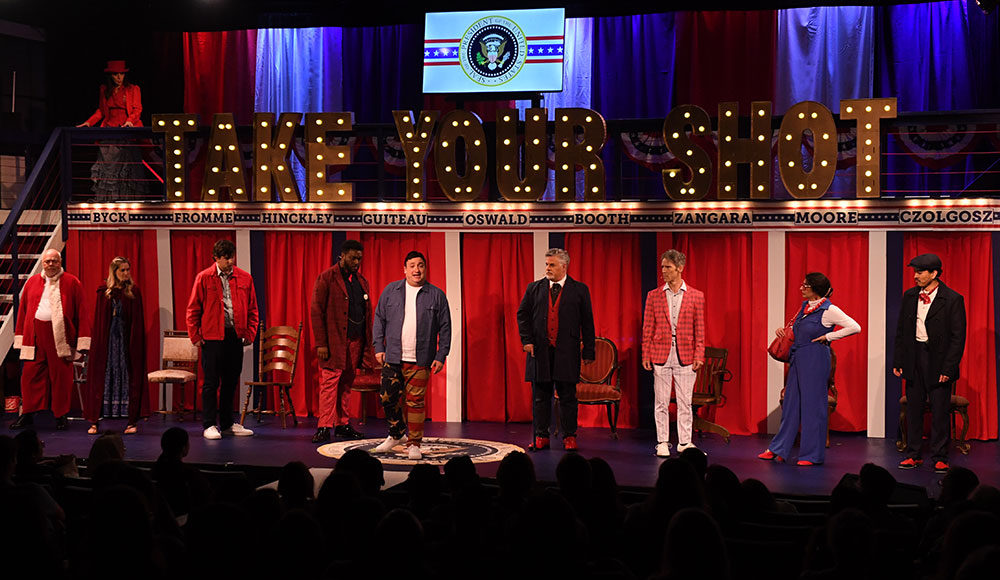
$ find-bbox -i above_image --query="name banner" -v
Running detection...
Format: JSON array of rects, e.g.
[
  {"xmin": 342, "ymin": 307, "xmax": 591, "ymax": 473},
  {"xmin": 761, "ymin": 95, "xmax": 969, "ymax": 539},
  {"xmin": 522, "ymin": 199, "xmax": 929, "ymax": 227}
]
[{"xmin": 70, "ymin": 200, "xmax": 1000, "ymax": 231}]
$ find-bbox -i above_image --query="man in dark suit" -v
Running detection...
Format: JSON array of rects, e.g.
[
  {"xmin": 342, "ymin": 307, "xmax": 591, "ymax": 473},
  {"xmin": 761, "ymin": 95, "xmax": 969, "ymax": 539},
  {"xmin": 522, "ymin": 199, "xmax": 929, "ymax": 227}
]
[
  {"xmin": 893, "ymin": 253, "xmax": 966, "ymax": 473},
  {"xmin": 517, "ymin": 248, "xmax": 596, "ymax": 451}
]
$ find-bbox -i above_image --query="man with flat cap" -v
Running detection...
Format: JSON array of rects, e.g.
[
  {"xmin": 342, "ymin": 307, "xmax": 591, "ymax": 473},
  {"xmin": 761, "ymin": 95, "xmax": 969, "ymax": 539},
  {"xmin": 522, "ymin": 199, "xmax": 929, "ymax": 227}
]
[{"xmin": 893, "ymin": 253, "xmax": 966, "ymax": 473}]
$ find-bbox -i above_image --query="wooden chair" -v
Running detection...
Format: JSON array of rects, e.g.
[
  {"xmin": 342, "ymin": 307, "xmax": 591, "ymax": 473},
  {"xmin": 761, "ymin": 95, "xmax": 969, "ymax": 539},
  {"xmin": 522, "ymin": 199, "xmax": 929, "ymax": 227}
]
[
  {"xmin": 351, "ymin": 369, "xmax": 382, "ymax": 425},
  {"xmin": 241, "ymin": 323, "xmax": 302, "ymax": 429},
  {"xmin": 895, "ymin": 381, "xmax": 971, "ymax": 455},
  {"xmin": 779, "ymin": 349, "xmax": 838, "ymax": 447},
  {"xmin": 556, "ymin": 337, "xmax": 623, "ymax": 439},
  {"xmin": 688, "ymin": 346, "xmax": 733, "ymax": 443},
  {"xmin": 147, "ymin": 330, "xmax": 200, "ymax": 421}
]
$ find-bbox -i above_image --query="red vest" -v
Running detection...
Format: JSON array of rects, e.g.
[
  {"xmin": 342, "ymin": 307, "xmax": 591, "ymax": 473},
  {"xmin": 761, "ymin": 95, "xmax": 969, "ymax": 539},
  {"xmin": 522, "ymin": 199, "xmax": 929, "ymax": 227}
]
[{"xmin": 547, "ymin": 286, "xmax": 562, "ymax": 347}]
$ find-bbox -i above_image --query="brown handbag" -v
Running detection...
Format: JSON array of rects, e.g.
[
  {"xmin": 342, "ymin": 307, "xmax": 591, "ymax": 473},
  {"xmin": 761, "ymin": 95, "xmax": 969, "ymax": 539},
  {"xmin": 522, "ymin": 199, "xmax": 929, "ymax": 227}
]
[{"xmin": 767, "ymin": 314, "xmax": 797, "ymax": 363}]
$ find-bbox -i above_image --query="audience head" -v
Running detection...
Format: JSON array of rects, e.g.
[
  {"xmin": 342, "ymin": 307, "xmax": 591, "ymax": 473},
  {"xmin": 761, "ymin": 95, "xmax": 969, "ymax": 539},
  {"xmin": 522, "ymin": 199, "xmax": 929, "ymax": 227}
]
[
  {"xmin": 444, "ymin": 455, "xmax": 480, "ymax": 495},
  {"xmin": 334, "ymin": 448, "xmax": 384, "ymax": 496},
  {"xmin": 278, "ymin": 461, "xmax": 314, "ymax": 508},
  {"xmin": 941, "ymin": 466, "xmax": 981, "ymax": 506},
  {"xmin": 588, "ymin": 457, "xmax": 618, "ymax": 495},
  {"xmin": 556, "ymin": 452, "xmax": 593, "ymax": 497},
  {"xmin": 497, "ymin": 451, "xmax": 536, "ymax": 501},
  {"xmin": 661, "ymin": 508, "xmax": 730, "ymax": 580},
  {"xmin": 13, "ymin": 429, "xmax": 43, "ymax": 466},
  {"xmin": 679, "ymin": 447, "xmax": 708, "ymax": 478},
  {"xmin": 88, "ymin": 431, "xmax": 125, "ymax": 472},
  {"xmin": 858, "ymin": 462, "xmax": 896, "ymax": 507},
  {"xmin": 940, "ymin": 511, "xmax": 1000, "ymax": 580},
  {"xmin": 654, "ymin": 458, "xmax": 707, "ymax": 514},
  {"xmin": 739, "ymin": 478, "xmax": 778, "ymax": 515},
  {"xmin": 160, "ymin": 426, "xmax": 189, "ymax": 459}
]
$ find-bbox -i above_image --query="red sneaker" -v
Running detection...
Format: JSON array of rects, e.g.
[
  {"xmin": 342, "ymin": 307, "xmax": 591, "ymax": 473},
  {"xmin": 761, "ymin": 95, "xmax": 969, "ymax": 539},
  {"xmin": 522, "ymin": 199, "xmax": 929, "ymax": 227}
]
[
  {"xmin": 898, "ymin": 458, "xmax": 923, "ymax": 469},
  {"xmin": 934, "ymin": 461, "xmax": 950, "ymax": 473},
  {"xmin": 563, "ymin": 436, "xmax": 578, "ymax": 451},
  {"xmin": 796, "ymin": 460, "xmax": 816, "ymax": 466},
  {"xmin": 529, "ymin": 436, "xmax": 550, "ymax": 451},
  {"xmin": 758, "ymin": 450, "xmax": 784, "ymax": 462}
]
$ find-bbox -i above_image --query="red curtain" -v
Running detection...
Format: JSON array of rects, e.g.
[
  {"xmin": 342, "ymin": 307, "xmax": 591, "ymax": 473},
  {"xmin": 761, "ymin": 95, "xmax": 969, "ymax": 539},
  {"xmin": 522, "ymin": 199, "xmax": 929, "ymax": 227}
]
[
  {"xmin": 785, "ymin": 233, "xmax": 870, "ymax": 432},
  {"xmin": 169, "ymin": 230, "xmax": 237, "ymax": 410},
  {"xmin": 564, "ymin": 233, "xmax": 643, "ymax": 429},
  {"xmin": 902, "ymin": 233, "xmax": 997, "ymax": 440},
  {"xmin": 461, "ymin": 234, "xmax": 535, "ymax": 422},
  {"xmin": 674, "ymin": 11, "xmax": 777, "ymax": 113},
  {"xmin": 359, "ymin": 232, "xmax": 448, "ymax": 421},
  {"xmin": 65, "ymin": 229, "xmax": 161, "ymax": 415},
  {"xmin": 656, "ymin": 232, "xmax": 770, "ymax": 435},
  {"xmin": 183, "ymin": 31, "xmax": 258, "ymax": 125},
  {"xmin": 262, "ymin": 232, "xmax": 333, "ymax": 417}
]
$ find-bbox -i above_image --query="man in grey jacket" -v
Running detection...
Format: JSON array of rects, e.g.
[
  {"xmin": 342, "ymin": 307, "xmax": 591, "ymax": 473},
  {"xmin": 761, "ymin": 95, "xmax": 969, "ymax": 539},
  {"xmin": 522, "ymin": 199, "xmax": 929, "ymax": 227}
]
[{"xmin": 372, "ymin": 251, "xmax": 451, "ymax": 460}]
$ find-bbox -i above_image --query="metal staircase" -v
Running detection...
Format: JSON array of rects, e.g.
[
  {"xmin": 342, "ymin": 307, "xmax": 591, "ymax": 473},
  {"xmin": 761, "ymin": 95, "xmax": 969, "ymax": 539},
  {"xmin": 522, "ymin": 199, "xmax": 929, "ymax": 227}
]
[{"xmin": 0, "ymin": 128, "xmax": 68, "ymax": 363}]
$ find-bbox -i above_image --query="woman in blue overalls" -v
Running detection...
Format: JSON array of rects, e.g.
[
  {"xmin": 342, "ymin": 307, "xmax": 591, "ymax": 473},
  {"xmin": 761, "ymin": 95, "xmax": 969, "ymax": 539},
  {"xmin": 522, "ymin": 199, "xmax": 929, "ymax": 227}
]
[{"xmin": 758, "ymin": 272, "xmax": 861, "ymax": 465}]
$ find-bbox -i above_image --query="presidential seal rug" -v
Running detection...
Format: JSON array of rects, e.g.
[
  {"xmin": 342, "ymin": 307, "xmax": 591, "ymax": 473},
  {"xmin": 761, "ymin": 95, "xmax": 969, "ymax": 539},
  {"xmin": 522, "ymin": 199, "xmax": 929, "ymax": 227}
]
[{"xmin": 317, "ymin": 437, "xmax": 524, "ymax": 465}]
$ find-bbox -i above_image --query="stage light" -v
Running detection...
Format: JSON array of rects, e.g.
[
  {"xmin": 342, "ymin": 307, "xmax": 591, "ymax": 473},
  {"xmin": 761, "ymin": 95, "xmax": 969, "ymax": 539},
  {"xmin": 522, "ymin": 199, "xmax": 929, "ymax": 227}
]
[
  {"xmin": 452, "ymin": 120, "xmax": 459, "ymax": 127},
  {"xmin": 316, "ymin": 189, "xmax": 323, "ymax": 195},
  {"xmin": 315, "ymin": 118, "xmax": 323, "ymax": 125},
  {"xmin": 683, "ymin": 112, "xmax": 690, "ymax": 119},
  {"xmin": 402, "ymin": 116, "xmax": 410, "ymax": 123},
  {"xmin": 441, "ymin": 141, "xmax": 449, "ymax": 147}
]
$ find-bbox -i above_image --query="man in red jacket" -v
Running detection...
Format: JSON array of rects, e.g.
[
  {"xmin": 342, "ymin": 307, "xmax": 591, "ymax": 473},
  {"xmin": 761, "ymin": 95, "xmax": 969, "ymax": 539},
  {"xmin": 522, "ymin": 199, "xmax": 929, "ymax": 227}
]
[
  {"xmin": 309, "ymin": 239, "xmax": 375, "ymax": 443},
  {"xmin": 11, "ymin": 249, "xmax": 91, "ymax": 431},
  {"xmin": 642, "ymin": 249, "xmax": 706, "ymax": 458},
  {"xmin": 186, "ymin": 239, "xmax": 259, "ymax": 440}
]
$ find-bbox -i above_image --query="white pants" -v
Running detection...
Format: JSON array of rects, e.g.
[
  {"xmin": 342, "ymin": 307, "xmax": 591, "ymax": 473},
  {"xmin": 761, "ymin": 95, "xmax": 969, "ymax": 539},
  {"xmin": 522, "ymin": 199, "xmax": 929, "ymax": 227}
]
[{"xmin": 652, "ymin": 351, "xmax": 696, "ymax": 445}]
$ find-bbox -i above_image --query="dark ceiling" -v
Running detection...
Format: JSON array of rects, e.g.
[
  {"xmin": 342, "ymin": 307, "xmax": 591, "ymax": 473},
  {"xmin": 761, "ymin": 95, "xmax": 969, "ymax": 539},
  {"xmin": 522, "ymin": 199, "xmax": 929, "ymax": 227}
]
[{"xmin": 3, "ymin": 0, "xmax": 944, "ymax": 30}]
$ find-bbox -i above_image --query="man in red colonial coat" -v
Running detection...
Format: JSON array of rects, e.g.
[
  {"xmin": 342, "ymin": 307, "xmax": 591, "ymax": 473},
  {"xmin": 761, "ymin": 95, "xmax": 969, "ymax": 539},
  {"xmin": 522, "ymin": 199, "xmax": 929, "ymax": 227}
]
[{"xmin": 11, "ymin": 248, "xmax": 91, "ymax": 431}]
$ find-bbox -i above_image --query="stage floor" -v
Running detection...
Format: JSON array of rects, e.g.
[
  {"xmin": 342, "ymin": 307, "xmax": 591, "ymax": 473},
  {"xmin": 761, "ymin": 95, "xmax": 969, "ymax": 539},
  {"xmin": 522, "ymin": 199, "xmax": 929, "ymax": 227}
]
[{"xmin": 11, "ymin": 413, "xmax": 999, "ymax": 498}]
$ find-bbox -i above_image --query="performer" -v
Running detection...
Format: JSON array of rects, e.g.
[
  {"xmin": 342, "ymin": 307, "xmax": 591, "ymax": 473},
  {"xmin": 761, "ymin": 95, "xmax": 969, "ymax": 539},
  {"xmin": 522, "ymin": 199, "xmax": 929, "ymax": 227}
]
[
  {"xmin": 641, "ymin": 250, "xmax": 706, "ymax": 457},
  {"xmin": 84, "ymin": 257, "xmax": 146, "ymax": 435},
  {"xmin": 76, "ymin": 60, "xmax": 147, "ymax": 201},
  {"xmin": 11, "ymin": 249, "xmax": 91, "ymax": 431},
  {"xmin": 759, "ymin": 272, "xmax": 860, "ymax": 466},
  {"xmin": 893, "ymin": 253, "xmax": 966, "ymax": 473},
  {"xmin": 516, "ymin": 248, "xmax": 596, "ymax": 452},
  {"xmin": 309, "ymin": 239, "xmax": 375, "ymax": 443},
  {"xmin": 371, "ymin": 251, "xmax": 451, "ymax": 460},
  {"xmin": 186, "ymin": 239, "xmax": 259, "ymax": 440}
]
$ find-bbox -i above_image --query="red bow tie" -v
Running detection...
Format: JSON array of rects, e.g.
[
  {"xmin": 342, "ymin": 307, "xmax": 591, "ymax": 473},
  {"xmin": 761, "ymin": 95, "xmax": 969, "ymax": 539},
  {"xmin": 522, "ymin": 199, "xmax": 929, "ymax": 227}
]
[{"xmin": 918, "ymin": 292, "xmax": 931, "ymax": 304}]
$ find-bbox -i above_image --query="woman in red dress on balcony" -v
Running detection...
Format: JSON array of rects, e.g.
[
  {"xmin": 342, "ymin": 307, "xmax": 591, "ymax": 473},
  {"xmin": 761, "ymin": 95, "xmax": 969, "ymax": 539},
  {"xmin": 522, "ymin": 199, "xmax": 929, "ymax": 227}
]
[{"xmin": 77, "ymin": 60, "xmax": 147, "ymax": 200}]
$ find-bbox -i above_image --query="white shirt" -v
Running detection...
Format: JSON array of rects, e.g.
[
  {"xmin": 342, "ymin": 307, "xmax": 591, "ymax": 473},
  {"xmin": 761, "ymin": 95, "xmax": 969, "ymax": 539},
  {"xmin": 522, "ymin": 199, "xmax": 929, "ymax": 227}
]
[
  {"xmin": 34, "ymin": 272, "xmax": 61, "ymax": 321},
  {"xmin": 805, "ymin": 299, "xmax": 862, "ymax": 341},
  {"xmin": 915, "ymin": 285, "xmax": 938, "ymax": 342},
  {"xmin": 662, "ymin": 280, "xmax": 687, "ymax": 333},
  {"xmin": 548, "ymin": 275, "xmax": 567, "ymax": 291},
  {"xmin": 400, "ymin": 282, "xmax": 420, "ymax": 362}
]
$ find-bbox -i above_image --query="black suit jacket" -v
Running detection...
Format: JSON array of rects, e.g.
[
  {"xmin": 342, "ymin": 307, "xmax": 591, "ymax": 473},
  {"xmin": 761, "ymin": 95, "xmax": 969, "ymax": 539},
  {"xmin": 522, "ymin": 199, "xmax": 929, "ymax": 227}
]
[
  {"xmin": 893, "ymin": 281, "xmax": 966, "ymax": 382},
  {"xmin": 517, "ymin": 276, "xmax": 596, "ymax": 383}
]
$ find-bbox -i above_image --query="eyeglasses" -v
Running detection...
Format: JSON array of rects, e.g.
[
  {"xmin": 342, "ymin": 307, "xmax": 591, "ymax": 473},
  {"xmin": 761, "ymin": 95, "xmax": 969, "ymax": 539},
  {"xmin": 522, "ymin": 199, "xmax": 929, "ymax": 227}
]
[{"xmin": 800, "ymin": 282, "xmax": 811, "ymax": 288}]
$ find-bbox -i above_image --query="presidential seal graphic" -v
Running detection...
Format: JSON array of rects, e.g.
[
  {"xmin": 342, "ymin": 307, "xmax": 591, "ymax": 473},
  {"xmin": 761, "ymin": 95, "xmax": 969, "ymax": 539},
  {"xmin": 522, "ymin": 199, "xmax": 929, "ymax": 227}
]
[
  {"xmin": 459, "ymin": 16, "xmax": 527, "ymax": 87},
  {"xmin": 318, "ymin": 437, "xmax": 524, "ymax": 465}
]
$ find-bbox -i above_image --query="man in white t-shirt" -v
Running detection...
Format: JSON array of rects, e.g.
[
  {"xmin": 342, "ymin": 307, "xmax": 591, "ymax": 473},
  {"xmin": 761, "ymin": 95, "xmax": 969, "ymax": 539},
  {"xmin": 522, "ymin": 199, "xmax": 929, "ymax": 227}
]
[{"xmin": 371, "ymin": 251, "xmax": 451, "ymax": 460}]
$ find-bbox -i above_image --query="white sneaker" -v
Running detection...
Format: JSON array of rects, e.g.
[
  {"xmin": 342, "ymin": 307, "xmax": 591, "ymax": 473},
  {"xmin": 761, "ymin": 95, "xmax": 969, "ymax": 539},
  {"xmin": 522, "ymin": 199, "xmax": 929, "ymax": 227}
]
[
  {"xmin": 407, "ymin": 445, "xmax": 422, "ymax": 460},
  {"xmin": 203, "ymin": 426, "xmax": 222, "ymax": 440},
  {"xmin": 677, "ymin": 442, "xmax": 703, "ymax": 454},
  {"xmin": 655, "ymin": 442, "xmax": 671, "ymax": 457},
  {"xmin": 373, "ymin": 435, "xmax": 407, "ymax": 453},
  {"xmin": 223, "ymin": 423, "xmax": 254, "ymax": 437}
]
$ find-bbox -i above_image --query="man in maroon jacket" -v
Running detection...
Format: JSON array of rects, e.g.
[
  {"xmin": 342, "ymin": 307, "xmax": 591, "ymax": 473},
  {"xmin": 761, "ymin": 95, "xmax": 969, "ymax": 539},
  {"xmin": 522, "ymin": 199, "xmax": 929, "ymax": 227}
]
[
  {"xmin": 309, "ymin": 239, "xmax": 375, "ymax": 443},
  {"xmin": 186, "ymin": 239, "xmax": 259, "ymax": 440}
]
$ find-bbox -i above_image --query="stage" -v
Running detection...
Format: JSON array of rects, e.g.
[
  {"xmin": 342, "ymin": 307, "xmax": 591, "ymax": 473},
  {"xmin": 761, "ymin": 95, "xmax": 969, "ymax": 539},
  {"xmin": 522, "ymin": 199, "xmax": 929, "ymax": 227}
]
[{"xmin": 12, "ymin": 413, "xmax": 999, "ymax": 498}]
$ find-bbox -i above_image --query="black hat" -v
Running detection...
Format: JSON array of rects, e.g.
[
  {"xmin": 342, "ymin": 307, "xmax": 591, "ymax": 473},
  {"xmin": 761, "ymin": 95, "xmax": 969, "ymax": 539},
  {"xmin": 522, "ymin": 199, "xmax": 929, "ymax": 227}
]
[{"xmin": 908, "ymin": 253, "xmax": 942, "ymax": 271}]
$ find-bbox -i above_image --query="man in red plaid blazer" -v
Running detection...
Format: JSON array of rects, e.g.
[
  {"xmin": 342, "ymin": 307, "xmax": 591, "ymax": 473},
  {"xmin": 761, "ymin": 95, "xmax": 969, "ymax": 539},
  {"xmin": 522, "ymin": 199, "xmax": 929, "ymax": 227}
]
[{"xmin": 642, "ymin": 249, "xmax": 705, "ymax": 457}]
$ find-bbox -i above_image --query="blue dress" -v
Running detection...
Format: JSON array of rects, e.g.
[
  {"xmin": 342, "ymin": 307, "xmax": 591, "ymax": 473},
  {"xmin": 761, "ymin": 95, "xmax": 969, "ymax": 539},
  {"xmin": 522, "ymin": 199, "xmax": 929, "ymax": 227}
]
[{"xmin": 768, "ymin": 300, "xmax": 833, "ymax": 464}]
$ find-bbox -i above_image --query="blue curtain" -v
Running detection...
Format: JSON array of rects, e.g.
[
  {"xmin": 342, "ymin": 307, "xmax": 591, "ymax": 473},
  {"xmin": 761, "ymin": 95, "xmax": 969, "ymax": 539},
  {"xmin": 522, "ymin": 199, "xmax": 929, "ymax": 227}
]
[
  {"xmin": 342, "ymin": 24, "xmax": 423, "ymax": 123},
  {"xmin": 592, "ymin": 13, "xmax": 677, "ymax": 118},
  {"xmin": 776, "ymin": 6, "xmax": 874, "ymax": 114},
  {"xmin": 255, "ymin": 27, "xmax": 343, "ymax": 198},
  {"xmin": 592, "ymin": 13, "xmax": 677, "ymax": 200},
  {"xmin": 876, "ymin": 1, "xmax": 1000, "ymax": 197}
]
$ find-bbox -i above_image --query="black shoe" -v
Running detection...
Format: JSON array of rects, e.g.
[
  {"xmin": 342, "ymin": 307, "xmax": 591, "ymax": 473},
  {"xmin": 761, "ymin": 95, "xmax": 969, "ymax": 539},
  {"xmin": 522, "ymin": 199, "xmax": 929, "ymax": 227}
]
[
  {"xmin": 334, "ymin": 424, "xmax": 364, "ymax": 440},
  {"xmin": 311, "ymin": 427, "xmax": 331, "ymax": 444},
  {"xmin": 9, "ymin": 413, "xmax": 33, "ymax": 430},
  {"xmin": 55, "ymin": 415, "xmax": 68, "ymax": 430}
]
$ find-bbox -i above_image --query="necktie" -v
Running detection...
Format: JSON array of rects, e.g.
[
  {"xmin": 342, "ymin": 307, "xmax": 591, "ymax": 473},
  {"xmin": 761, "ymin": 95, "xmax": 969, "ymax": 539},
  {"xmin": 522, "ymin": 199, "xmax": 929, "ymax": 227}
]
[
  {"xmin": 919, "ymin": 292, "xmax": 930, "ymax": 304},
  {"xmin": 550, "ymin": 283, "xmax": 561, "ymax": 305}
]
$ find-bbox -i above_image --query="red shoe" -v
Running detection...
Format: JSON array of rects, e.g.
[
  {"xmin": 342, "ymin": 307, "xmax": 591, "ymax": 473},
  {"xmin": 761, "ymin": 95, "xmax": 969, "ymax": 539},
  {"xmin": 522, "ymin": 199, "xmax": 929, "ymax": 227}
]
[
  {"xmin": 796, "ymin": 460, "xmax": 817, "ymax": 466},
  {"xmin": 528, "ymin": 436, "xmax": 550, "ymax": 451},
  {"xmin": 563, "ymin": 436, "xmax": 578, "ymax": 451},
  {"xmin": 758, "ymin": 450, "xmax": 784, "ymax": 462},
  {"xmin": 934, "ymin": 461, "xmax": 950, "ymax": 474},
  {"xmin": 898, "ymin": 458, "xmax": 923, "ymax": 469}
]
